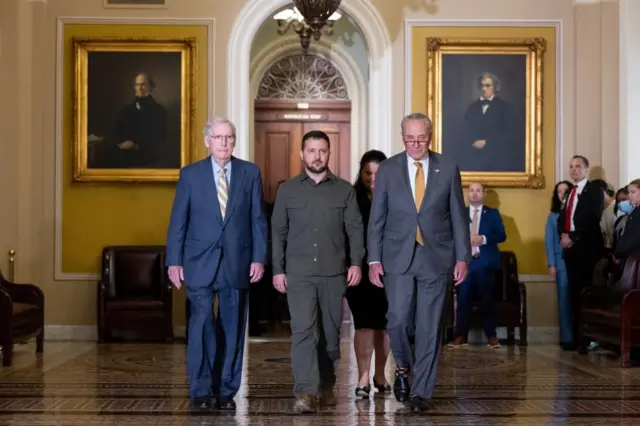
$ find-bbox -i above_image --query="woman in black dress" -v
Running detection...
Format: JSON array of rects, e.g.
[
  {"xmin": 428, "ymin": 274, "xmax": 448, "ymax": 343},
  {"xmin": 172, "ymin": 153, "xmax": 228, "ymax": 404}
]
[{"xmin": 346, "ymin": 150, "xmax": 391, "ymax": 398}]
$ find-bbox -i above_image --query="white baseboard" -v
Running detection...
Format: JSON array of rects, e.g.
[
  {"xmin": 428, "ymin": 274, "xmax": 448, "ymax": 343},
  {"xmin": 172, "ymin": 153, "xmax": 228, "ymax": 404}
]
[{"xmin": 44, "ymin": 325, "xmax": 558, "ymax": 344}]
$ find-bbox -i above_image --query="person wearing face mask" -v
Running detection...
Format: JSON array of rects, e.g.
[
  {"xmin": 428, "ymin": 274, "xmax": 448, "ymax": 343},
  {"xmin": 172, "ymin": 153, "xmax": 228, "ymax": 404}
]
[
  {"xmin": 612, "ymin": 179, "xmax": 640, "ymax": 282},
  {"xmin": 613, "ymin": 186, "xmax": 631, "ymax": 248}
]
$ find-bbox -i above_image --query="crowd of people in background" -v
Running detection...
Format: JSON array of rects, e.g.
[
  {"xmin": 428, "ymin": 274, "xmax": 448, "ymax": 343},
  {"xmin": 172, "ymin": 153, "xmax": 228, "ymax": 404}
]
[{"xmin": 545, "ymin": 155, "xmax": 640, "ymax": 351}]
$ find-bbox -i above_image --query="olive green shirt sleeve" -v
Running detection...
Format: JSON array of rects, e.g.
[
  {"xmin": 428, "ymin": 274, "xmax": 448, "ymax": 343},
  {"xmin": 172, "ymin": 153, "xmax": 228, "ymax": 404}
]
[
  {"xmin": 344, "ymin": 186, "xmax": 365, "ymax": 266},
  {"xmin": 270, "ymin": 185, "xmax": 288, "ymax": 275}
]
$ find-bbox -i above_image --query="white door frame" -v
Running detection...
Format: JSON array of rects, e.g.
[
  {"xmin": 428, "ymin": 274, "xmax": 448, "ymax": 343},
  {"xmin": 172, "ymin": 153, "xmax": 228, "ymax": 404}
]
[
  {"xmin": 227, "ymin": 0, "xmax": 393, "ymax": 162},
  {"xmin": 250, "ymin": 36, "xmax": 367, "ymax": 180}
]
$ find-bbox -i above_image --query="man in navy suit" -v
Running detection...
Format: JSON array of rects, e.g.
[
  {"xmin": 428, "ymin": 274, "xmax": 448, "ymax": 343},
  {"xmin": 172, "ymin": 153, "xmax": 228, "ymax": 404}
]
[
  {"xmin": 447, "ymin": 182, "xmax": 506, "ymax": 349},
  {"xmin": 166, "ymin": 117, "xmax": 268, "ymax": 411}
]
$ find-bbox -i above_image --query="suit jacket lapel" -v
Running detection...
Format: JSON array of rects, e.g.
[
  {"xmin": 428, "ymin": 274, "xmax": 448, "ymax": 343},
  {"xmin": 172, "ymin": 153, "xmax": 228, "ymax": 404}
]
[
  {"xmin": 399, "ymin": 155, "xmax": 415, "ymax": 209},
  {"xmin": 479, "ymin": 206, "xmax": 488, "ymax": 234},
  {"xmin": 201, "ymin": 158, "xmax": 223, "ymax": 224},
  {"xmin": 224, "ymin": 157, "xmax": 246, "ymax": 225},
  {"xmin": 420, "ymin": 151, "xmax": 438, "ymax": 212},
  {"xmin": 575, "ymin": 182, "xmax": 589, "ymax": 217}
]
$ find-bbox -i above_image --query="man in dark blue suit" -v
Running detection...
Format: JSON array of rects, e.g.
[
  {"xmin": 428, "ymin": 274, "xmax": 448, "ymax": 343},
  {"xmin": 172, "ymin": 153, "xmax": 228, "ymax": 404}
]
[
  {"xmin": 166, "ymin": 117, "xmax": 268, "ymax": 411},
  {"xmin": 447, "ymin": 182, "xmax": 506, "ymax": 349}
]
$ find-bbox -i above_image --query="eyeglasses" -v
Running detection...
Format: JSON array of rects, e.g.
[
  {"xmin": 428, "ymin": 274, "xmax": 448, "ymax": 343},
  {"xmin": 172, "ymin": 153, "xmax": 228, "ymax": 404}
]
[
  {"xmin": 209, "ymin": 135, "xmax": 236, "ymax": 142},
  {"xmin": 404, "ymin": 137, "xmax": 429, "ymax": 146}
]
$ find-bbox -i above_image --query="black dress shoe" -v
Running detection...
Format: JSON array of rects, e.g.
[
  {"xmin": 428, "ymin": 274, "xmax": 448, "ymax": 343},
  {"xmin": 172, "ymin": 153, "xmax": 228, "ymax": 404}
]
[
  {"xmin": 393, "ymin": 370, "xmax": 411, "ymax": 402},
  {"xmin": 190, "ymin": 397, "xmax": 211, "ymax": 411},
  {"xmin": 373, "ymin": 379, "xmax": 391, "ymax": 393},
  {"xmin": 355, "ymin": 385, "xmax": 371, "ymax": 399},
  {"xmin": 410, "ymin": 396, "xmax": 429, "ymax": 413},
  {"xmin": 216, "ymin": 397, "xmax": 236, "ymax": 410}
]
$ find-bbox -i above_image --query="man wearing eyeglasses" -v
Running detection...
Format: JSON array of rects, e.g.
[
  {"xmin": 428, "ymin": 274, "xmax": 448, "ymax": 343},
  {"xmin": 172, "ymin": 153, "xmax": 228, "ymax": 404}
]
[
  {"xmin": 166, "ymin": 117, "xmax": 268, "ymax": 412},
  {"xmin": 367, "ymin": 112, "xmax": 470, "ymax": 412}
]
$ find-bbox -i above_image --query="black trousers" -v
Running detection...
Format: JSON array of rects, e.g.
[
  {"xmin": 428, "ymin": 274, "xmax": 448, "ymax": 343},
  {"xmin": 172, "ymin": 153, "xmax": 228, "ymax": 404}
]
[{"xmin": 563, "ymin": 247, "xmax": 598, "ymax": 344}]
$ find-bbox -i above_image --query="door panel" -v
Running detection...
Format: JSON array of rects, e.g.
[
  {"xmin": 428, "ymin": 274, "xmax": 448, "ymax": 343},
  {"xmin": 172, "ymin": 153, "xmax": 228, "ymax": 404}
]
[{"xmin": 254, "ymin": 122, "xmax": 302, "ymax": 202}]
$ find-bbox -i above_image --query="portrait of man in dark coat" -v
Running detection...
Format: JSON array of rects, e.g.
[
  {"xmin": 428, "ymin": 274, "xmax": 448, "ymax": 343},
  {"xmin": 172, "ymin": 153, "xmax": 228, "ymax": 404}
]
[
  {"xmin": 460, "ymin": 72, "xmax": 521, "ymax": 172},
  {"xmin": 94, "ymin": 72, "xmax": 169, "ymax": 169},
  {"xmin": 440, "ymin": 55, "xmax": 527, "ymax": 174}
]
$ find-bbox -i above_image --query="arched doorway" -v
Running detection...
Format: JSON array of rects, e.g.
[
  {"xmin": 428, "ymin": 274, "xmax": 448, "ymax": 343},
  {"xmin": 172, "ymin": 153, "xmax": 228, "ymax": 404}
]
[
  {"xmin": 227, "ymin": 0, "xmax": 393, "ymax": 163},
  {"xmin": 254, "ymin": 53, "xmax": 352, "ymax": 202}
]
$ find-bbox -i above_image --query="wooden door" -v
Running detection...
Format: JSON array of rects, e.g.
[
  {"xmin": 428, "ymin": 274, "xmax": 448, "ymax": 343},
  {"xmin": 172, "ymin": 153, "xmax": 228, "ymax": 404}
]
[{"xmin": 254, "ymin": 121, "xmax": 303, "ymax": 202}]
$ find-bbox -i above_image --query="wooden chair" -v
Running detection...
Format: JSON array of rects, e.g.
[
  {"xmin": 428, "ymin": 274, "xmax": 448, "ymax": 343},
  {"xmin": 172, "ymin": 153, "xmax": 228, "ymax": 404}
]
[{"xmin": 0, "ymin": 269, "xmax": 45, "ymax": 366}]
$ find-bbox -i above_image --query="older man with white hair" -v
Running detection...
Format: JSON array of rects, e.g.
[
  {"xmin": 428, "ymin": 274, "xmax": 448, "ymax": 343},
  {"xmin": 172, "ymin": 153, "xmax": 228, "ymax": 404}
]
[{"xmin": 166, "ymin": 117, "xmax": 268, "ymax": 411}]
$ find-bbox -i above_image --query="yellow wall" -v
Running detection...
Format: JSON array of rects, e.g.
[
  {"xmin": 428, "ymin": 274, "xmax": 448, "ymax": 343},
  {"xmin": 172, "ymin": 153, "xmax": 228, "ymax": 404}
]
[
  {"xmin": 61, "ymin": 24, "xmax": 210, "ymax": 273},
  {"xmin": 0, "ymin": 0, "xmax": 622, "ymax": 331},
  {"xmin": 411, "ymin": 26, "xmax": 556, "ymax": 275}
]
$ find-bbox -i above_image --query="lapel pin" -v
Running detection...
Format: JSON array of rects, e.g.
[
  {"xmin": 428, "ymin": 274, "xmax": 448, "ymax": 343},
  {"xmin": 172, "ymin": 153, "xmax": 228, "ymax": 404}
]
[{"xmin": 435, "ymin": 169, "xmax": 440, "ymax": 173}]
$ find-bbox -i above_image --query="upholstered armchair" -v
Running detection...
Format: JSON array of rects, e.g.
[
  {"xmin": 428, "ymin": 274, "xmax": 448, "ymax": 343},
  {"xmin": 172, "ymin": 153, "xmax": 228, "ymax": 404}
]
[
  {"xmin": 443, "ymin": 251, "xmax": 528, "ymax": 346},
  {"xmin": 0, "ymin": 269, "xmax": 45, "ymax": 366},
  {"xmin": 97, "ymin": 246, "xmax": 173, "ymax": 342}
]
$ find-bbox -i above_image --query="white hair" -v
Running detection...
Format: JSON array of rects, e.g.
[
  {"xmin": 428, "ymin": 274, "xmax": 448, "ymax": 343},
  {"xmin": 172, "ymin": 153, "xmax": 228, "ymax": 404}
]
[
  {"xmin": 203, "ymin": 117, "xmax": 236, "ymax": 146},
  {"xmin": 401, "ymin": 112, "xmax": 433, "ymax": 133}
]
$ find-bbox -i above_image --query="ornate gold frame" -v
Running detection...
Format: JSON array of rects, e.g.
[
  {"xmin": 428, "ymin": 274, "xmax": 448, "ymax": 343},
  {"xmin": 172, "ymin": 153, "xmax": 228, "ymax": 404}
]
[
  {"xmin": 426, "ymin": 37, "xmax": 546, "ymax": 188},
  {"xmin": 72, "ymin": 37, "xmax": 196, "ymax": 182},
  {"xmin": 103, "ymin": 0, "xmax": 168, "ymax": 9}
]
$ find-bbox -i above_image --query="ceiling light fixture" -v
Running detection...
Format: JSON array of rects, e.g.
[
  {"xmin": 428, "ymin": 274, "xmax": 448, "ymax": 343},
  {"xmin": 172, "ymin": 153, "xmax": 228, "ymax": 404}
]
[{"xmin": 274, "ymin": 1, "xmax": 342, "ymax": 51}]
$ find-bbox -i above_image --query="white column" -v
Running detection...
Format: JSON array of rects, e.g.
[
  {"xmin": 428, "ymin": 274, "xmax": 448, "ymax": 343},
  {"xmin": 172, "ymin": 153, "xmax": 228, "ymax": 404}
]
[{"xmin": 619, "ymin": 0, "xmax": 640, "ymax": 185}]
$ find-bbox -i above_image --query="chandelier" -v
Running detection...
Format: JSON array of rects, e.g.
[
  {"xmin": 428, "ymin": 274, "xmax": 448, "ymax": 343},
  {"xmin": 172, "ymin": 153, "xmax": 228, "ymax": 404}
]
[{"xmin": 274, "ymin": 1, "xmax": 342, "ymax": 51}]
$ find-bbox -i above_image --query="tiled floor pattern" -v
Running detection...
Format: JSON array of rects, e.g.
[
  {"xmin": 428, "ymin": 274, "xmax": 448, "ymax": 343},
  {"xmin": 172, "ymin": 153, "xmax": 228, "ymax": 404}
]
[{"xmin": 1, "ymin": 338, "xmax": 640, "ymax": 425}]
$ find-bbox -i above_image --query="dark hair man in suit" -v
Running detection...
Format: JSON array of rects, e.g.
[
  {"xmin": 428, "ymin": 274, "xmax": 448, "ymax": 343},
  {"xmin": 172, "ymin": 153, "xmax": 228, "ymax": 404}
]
[
  {"xmin": 557, "ymin": 155, "xmax": 605, "ymax": 351},
  {"xmin": 447, "ymin": 182, "xmax": 506, "ymax": 350}
]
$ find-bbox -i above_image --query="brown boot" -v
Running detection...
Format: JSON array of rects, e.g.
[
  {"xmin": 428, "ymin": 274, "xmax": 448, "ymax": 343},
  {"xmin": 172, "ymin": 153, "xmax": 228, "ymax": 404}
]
[
  {"xmin": 319, "ymin": 389, "xmax": 337, "ymax": 406},
  {"xmin": 293, "ymin": 394, "xmax": 315, "ymax": 413},
  {"xmin": 487, "ymin": 337, "xmax": 501, "ymax": 349},
  {"xmin": 446, "ymin": 335, "xmax": 468, "ymax": 348}
]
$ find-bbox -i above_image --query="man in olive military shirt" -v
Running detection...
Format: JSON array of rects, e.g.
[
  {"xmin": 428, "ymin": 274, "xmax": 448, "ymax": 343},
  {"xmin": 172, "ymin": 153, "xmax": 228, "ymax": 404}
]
[{"xmin": 271, "ymin": 130, "xmax": 364, "ymax": 413}]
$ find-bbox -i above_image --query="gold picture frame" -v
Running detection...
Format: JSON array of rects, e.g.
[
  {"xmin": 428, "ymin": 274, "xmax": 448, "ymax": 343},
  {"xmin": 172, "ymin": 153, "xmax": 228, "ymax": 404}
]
[
  {"xmin": 72, "ymin": 37, "xmax": 196, "ymax": 182},
  {"xmin": 103, "ymin": 0, "xmax": 168, "ymax": 9},
  {"xmin": 426, "ymin": 37, "xmax": 546, "ymax": 188}
]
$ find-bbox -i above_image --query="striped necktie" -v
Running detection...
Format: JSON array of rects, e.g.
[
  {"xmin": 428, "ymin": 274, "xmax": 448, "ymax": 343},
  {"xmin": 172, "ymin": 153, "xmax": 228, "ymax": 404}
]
[{"xmin": 217, "ymin": 168, "xmax": 228, "ymax": 218}]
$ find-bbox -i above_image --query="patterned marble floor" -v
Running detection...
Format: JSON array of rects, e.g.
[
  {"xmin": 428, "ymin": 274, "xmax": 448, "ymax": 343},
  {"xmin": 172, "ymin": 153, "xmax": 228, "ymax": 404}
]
[{"xmin": 1, "ymin": 336, "xmax": 640, "ymax": 425}]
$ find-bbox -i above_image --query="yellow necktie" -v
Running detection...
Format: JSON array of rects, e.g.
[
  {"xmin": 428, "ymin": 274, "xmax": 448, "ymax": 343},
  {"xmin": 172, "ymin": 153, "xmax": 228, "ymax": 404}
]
[
  {"xmin": 414, "ymin": 162, "xmax": 425, "ymax": 245},
  {"xmin": 217, "ymin": 168, "xmax": 228, "ymax": 218}
]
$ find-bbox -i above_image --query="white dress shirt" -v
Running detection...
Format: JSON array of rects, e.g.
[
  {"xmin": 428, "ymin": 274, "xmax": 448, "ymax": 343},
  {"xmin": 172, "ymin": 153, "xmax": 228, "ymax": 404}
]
[
  {"xmin": 480, "ymin": 95, "xmax": 495, "ymax": 114},
  {"xmin": 569, "ymin": 178, "xmax": 587, "ymax": 232}
]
